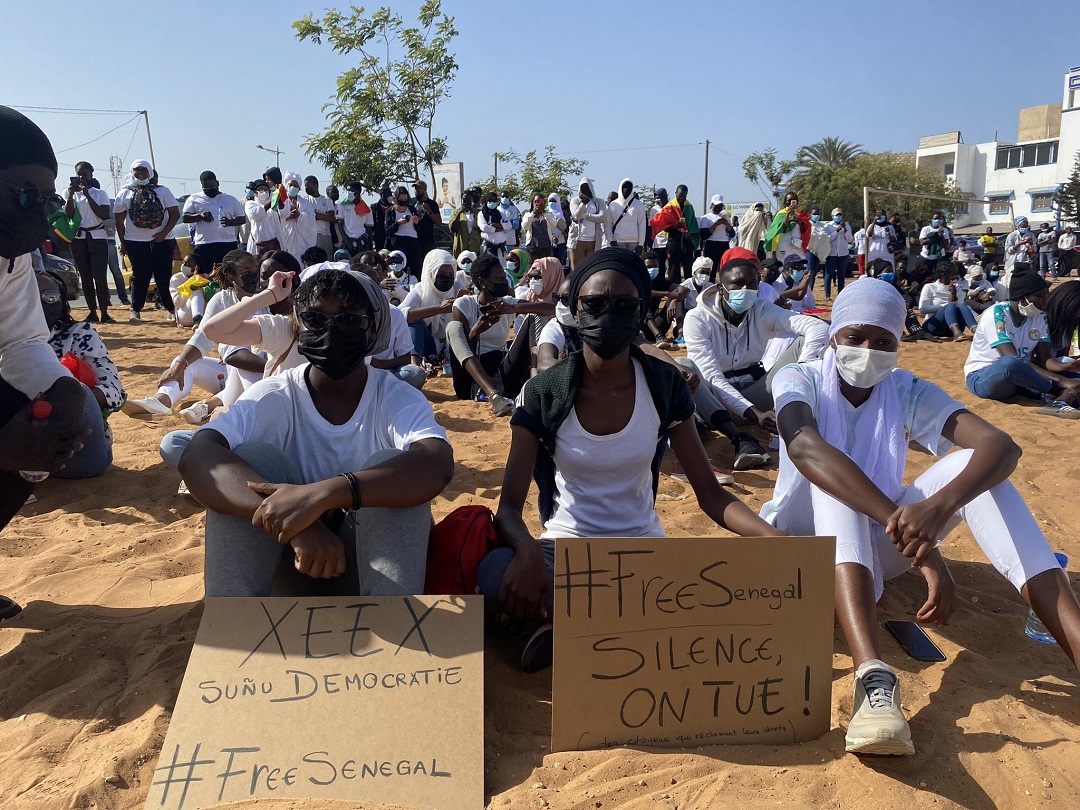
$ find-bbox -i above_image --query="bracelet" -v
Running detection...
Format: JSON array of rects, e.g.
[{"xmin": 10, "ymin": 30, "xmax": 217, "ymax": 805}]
[
  {"xmin": 173, "ymin": 357, "xmax": 189, "ymax": 368},
  {"xmin": 338, "ymin": 471, "xmax": 361, "ymax": 511}
]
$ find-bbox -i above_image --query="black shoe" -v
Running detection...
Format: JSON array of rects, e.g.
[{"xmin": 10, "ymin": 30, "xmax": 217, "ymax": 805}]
[
  {"xmin": 84, "ymin": 312, "xmax": 99, "ymax": 323},
  {"xmin": 732, "ymin": 433, "xmax": 769, "ymax": 470},
  {"xmin": 520, "ymin": 624, "xmax": 553, "ymax": 673},
  {"xmin": 100, "ymin": 314, "xmax": 116, "ymax": 324},
  {"xmin": 0, "ymin": 595, "xmax": 22, "ymax": 622}
]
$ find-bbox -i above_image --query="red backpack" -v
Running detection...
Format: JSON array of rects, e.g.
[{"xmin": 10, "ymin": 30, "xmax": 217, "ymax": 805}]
[{"xmin": 424, "ymin": 505, "xmax": 498, "ymax": 595}]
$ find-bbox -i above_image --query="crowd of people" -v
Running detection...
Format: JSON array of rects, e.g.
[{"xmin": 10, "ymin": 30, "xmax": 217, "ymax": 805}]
[{"xmin": 3, "ymin": 104, "xmax": 1080, "ymax": 766}]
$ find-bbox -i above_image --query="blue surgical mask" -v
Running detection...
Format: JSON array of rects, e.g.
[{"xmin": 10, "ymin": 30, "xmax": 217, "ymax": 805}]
[
  {"xmin": 389, "ymin": 262, "xmax": 405, "ymax": 272},
  {"xmin": 287, "ymin": 186, "xmax": 299, "ymax": 198},
  {"xmin": 648, "ymin": 267, "xmax": 659, "ymax": 279},
  {"xmin": 245, "ymin": 190, "xmax": 254, "ymax": 200},
  {"xmin": 876, "ymin": 217, "xmax": 887, "ymax": 225},
  {"xmin": 932, "ymin": 219, "xmax": 942, "ymax": 227},
  {"xmin": 811, "ymin": 214, "xmax": 820, "ymax": 223},
  {"xmin": 725, "ymin": 287, "xmax": 757, "ymax": 314},
  {"xmin": 833, "ymin": 215, "xmax": 843, "ymax": 223},
  {"xmin": 505, "ymin": 262, "xmax": 516, "ymax": 273},
  {"xmin": 791, "ymin": 270, "xmax": 805, "ymax": 283},
  {"xmin": 881, "ymin": 272, "xmax": 896, "ymax": 284},
  {"xmin": 1019, "ymin": 227, "xmax": 1030, "ymax": 234},
  {"xmin": 486, "ymin": 201, "xmax": 497, "ymax": 210}
]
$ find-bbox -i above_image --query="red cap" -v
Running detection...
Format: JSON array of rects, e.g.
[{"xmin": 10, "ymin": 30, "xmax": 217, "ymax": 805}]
[
  {"xmin": 31, "ymin": 400, "xmax": 53, "ymax": 419},
  {"xmin": 720, "ymin": 246, "xmax": 760, "ymax": 268}
]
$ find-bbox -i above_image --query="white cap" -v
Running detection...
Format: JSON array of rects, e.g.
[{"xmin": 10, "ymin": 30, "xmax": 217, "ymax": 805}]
[{"xmin": 710, "ymin": 194, "xmax": 724, "ymax": 206}]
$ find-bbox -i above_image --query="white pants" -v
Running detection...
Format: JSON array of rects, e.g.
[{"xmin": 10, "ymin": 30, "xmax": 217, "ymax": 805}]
[
  {"xmin": 171, "ymin": 291, "xmax": 206, "ymax": 328},
  {"xmin": 776, "ymin": 449, "xmax": 1061, "ymax": 602}
]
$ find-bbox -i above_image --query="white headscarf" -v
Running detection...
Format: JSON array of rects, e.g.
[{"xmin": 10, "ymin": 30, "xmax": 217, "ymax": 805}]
[
  {"xmin": 283, "ymin": 171, "xmax": 302, "ymax": 187},
  {"xmin": 547, "ymin": 193, "xmax": 565, "ymax": 221},
  {"xmin": 415, "ymin": 249, "xmax": 457, "ymax": 309}
]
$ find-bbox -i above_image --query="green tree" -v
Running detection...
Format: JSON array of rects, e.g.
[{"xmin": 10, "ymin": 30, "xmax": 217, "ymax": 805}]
[
  {"xmin": 794, "ymin": 136, "xmax": 865, "ymax": 171},
  {"xmin": 1054, "ymin": 150, "xmax": 1080, "ymax": 226},
  {"xmin": 469, "ymin": 146, "xmax": 587, "ymax": 204},
  {"xmin": 789, "ymin": 151, "xmax": 966, "ymax": 227},
  {"xmin": 293, "ymin": 0, "xmax": 458, "ymax": 189},
  {"xmin": 742, "ymin": 149, "xmax": 798, "ymax": 205}
]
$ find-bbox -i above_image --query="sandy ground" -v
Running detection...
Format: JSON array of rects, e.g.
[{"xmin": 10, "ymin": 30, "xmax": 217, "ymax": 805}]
[{"xmin": 1, "ymin": 295, "xmax": 1078, "ymax": 810}]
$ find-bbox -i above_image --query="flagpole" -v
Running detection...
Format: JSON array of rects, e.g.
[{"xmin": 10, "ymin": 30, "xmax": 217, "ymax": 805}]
[{"xmin": 702, "ymin": 140, "xmax": 710, "ymax": 210}]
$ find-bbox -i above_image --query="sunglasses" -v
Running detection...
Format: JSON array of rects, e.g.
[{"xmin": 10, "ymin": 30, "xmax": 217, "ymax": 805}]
[
  {"xmin": 297, "ymin": 310, "xmax": 372, "ymax": 333},
  {"xmin": 1, "ymin": 181, "xmax": 63, "ymax": 217},
  {"xmin": 40, "ymin": 289, "xmax": 62, "ymax": 305},
  {"xmin": 553, "ymin": 293, "xmax": 572, "ymax": 306},
  {"xmin": 577, "ymin": 296, "xmax": 640, "ymax": 318}
]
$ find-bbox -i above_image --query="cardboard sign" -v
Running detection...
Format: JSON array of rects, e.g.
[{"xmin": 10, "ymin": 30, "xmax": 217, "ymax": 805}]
[
  {"xmin": 551, "ymin": 537, "xmax": 834, "ymax": 752},
  {"xmin": 145, "ymin": 596, "xmax": 483, "ymax": 810}
]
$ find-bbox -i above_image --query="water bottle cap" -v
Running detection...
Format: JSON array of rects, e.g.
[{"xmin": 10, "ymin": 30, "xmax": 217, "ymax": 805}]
[
  {"xmin": 31, "ymin": 400, "xmax": 53, "ymax": 419},
  {"xmin": 1055, "ymin": 552, "xmax": 1068, "ymax": 569}
]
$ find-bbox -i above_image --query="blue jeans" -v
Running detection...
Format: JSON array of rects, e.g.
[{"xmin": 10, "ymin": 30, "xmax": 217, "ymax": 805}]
[
  {"xmin": 1039, "ymin": 251, "xmax": 1055, "ymax": 278},
  {"xmin": 160, "ymin": 429, "xmax": 196, "ymax": 469},
  {"xmin": 965, "ymin": 355, "xmax": 1053, "ymax": 401},
  {"xmin": 54, "ymin": 383, "xmax": 113, "ymax": 479},
  {"xmin": 476, "ymin": 540, "xmax": 557, "ymax": 616},
  {"xmin": 923, "ymin": 303, "xmax": 977, "ymax": 337},
  {"xmin": 807, "ymin": 252, "xmax": 821, "ymax": 291},
  {"xmin": 824, "ymin": 254, "xmax": 848, "ymax": 298},
  {"xmin": 409, "ymin": 320, "xmax": 438, "ymax": 358}
]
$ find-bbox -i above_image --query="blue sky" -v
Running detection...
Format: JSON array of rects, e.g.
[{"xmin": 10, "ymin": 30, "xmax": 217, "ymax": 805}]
[{"xmin": 4, "ymin": 0, "xmax": 1077, "ymax": 206}]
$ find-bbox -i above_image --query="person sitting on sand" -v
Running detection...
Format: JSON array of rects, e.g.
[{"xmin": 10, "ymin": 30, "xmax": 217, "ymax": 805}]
[
  {"xmin": 1045, "ymin": 280, "xmax": 1080, "ymax": 365},
  {"xmin": 761, "ymin": 277, "xmax": 1080, "ymax": 757},
  {"xmin": 773, "ymin": 254, "xmax": 814, "ymax": 312},
  {"xmin": 477, "ymin": 247, "xmax": 783, "ymax": 671},
  {"xmin": 122, "ymin": 249, "xmax": 267, "ymax": 426},
  {"xmin": 677, "ymin": 247, "xmax": 829, "ymax": 470},
  {"xmin": 642, "ymin": 249, "xmax": 690, "ymax": 349},
  {"xmin": 179, "ymin": 267, "xmax": 454, "ymax": 597},
  {"xmin": 962, "ymin": 264, "xmax": 996, "ymax": 314},
  {"xmin": 398, "ymin": 249, "xmax": 467, "ymax": 368},
  {"xmin": 37, "ymin": 270, "xmax": 124, "ymax": 478},
  {"xmin": 916, "ymin": 263, "xmax": 977, "ymax": 341},
  {"xmin": 445, "ymin": 252, "xmax": 554, "ymax": 416},
  {"xmin": 168, "ymin": 253, "xmax": 208, "ymax": 328},
  {"xmin": 964, "ymin": 265, "xmax": 1080, "ymax": 417}
]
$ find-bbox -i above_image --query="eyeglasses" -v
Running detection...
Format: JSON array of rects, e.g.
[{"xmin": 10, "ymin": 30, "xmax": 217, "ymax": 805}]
[
  {"xmin": 554, "ymin": 293, "xmax": 571, "ymax": 306},
  {"xmin": 40, "ymin": 289, "xmax": 62, "ymax": 305},
  {"xmin": 577, "ymin": 296, "xmax": 640, "ymax": 318},
  {"xmin": 297, "ymin": 310, "xmax": 372, "ymax": 333},
  {"xmin": 0, "ymin": 180, "xmax": 63, "ymax": 217}
]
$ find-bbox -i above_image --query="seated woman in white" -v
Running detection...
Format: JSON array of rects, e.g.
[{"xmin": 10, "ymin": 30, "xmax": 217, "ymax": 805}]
[
  {"xmin": 761, "ymin": 278, "xmax": 1080, "ymax": 758},
  {"xmin": 169, "ymin": 253, "xmax": 208, "ymax": 328}
]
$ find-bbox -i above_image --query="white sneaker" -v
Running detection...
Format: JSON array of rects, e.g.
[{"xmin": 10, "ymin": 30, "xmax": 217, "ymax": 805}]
[
  {"xmin": 491, "ymin": 394, "xmax": 514, "ymax": 417},
  {"xmin": 121, "ymin": 396, "xmax": 172, "ymax": 417},
  {"xmin": 129, "ymin": 309, "xmax": 141, "ymax": 323},
  {"xmin": 166, "ymin": 312, "xmax": 176, "ymax": 323},
  {"xmin": 179, "ymin": 400, "xmax": 211, "ymax": 425},
  {"xmin": 845, "ymin": 659, "xmax": 914, "ymax": 756}
]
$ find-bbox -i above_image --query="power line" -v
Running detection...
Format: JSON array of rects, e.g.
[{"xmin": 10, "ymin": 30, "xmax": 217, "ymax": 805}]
[
  {"xmin": 8, "ymin": 104, "xmax": 141, "ymax": 115},
  {"xmin": 54, "ymin": 114, "xmax": 142, "ymax": 156}
]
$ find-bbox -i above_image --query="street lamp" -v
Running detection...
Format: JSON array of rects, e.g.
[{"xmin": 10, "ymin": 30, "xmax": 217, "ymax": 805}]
[{"xmin": 255, "ymin": 144, "xmax": 283, "ymax": 168}]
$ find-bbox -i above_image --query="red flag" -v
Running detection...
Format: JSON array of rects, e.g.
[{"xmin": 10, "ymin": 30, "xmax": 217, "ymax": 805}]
[{"xmin": 650, "ymin": 201, "xmax": 683, "ymax": 235}]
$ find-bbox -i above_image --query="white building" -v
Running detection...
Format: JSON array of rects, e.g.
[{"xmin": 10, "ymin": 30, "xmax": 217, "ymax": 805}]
[{"xmin": 914, "ymin": 64, "xmax": 1080, "ymax": 235}]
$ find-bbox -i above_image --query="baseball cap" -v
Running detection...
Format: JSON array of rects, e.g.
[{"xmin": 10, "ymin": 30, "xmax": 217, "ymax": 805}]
[
  {"xmin": 412, "ymin": 179, "xmax": 427, "ymax": 189},
  {"xmin": 710, "ymin": 194, "xmax": 724, "ymax": 206},
  {"xmin": 783, "ymin": 254, "xmax": 808, "ymax": 267},
  {"xmin": 831, "ymin": 207, "xmax": 843, "ymax": 216}
]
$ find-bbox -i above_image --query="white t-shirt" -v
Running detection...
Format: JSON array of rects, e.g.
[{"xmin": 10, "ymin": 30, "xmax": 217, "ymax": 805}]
[
  {"xmin": 205, "ymin": 364, "xmax": 448, "ymax": 485},
  {"xmin": 854, "ymin": 228, "xmax": 867, "ymax": 256},
  {"xmin": 370, "ymin": 306, "xmax": 413, "ymax": 363},
  {"xmin": 678, "ymin": 278, "xmax": 711, "ymax": 310},
  {"xmin": 399, "ymin": 280, "xmax": 465, "ymax": 341},
  {"xmin": 649, "ymin": 205, "xmax": 668, "ymax": 249},
  {"xmin": 387, "ymin": 207, "xmax": 418, "ymax": 239},
  {"xmin": 71, "ymin": 187, "xmax": 111, "ymax": 239},
  {"xmin": 772, "ymin": 277, "xmax": 815, "ymax": 313},
  {"xmin": 865, "ymin": 223, "xmax": 895, "ymax": 263},
  {"xmin": 698, "ymin": 213, "xmax": 732, "ymax": 242},
  {"xmin": 542, "ymin": 359, "xmax": 665, "ymax": 540},
  {"xmin": 338, "ymin": 200, "xmax": 374, "ymax": 239},
  {"xmin": 919, "ymin": 225, "xmax": 952, "ymax": 260},
  {"xmin": 182, "ymin": 192, "xmax": 244, "ymax": 245},
  {"xmin": 537, "ymin": 318, "xmax": 568, "ymax": 354},
  {"xmin": 309, "ymin": 194, "xmax": 337, "ymax": 237},
  {"xmin": 757, "ymin": 281, "xmax": 780, "ymax": 304},
  {"xmin": 825, "ymin": 222, "xmax": 853, "ymax": 257},
  {"xmin": 452, "ymin": 295, "xmax": 517, "ymax": 355},
  {"xmin": 251, "ymin": 313, "xmax": 306, "ymax": 376},
  {"xmin": 113, "ymin": 184, "xmax": 178, "ymax": 242},
  {"xmin": 964, "ymin": 302, "xmax": 1051, "ymax": 377}
]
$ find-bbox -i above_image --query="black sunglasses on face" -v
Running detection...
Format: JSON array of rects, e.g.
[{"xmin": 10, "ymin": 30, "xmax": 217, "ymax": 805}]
[
  {"xmin": 553, "ymin": 293, "xmax": 571, "ymax": 306},
  {"xmin": 577, "ymin": 296, "xmax": 640, "ymax": 318},
  {"xmin": 1, "ymin": 181, "xmax": 62, "ymax": 217},
  {"xmin": 297, "ymin": 310, "xmax": 372, "ymax": 333}
]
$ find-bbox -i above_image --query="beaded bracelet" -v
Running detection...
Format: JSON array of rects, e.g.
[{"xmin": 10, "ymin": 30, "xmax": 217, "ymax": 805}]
[{"xmin": 338, "ymin": 471, "xmax": 361, "ymax": 511}]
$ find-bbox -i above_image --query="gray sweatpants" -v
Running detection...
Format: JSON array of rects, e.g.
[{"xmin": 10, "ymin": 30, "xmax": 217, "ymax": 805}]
[{"xmin": 203, "ymin": 442, "xmax": 431, "ymax": 598}]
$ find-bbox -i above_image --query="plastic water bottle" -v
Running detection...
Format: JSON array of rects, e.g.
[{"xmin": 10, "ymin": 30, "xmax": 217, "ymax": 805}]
[
  {"xmin": 20, "ymin": 400, "xmax": 54, "ymax": 484},
  {"xmin": 1025, "ymin": 553, "xmax": 1069, "ymax": 644}
]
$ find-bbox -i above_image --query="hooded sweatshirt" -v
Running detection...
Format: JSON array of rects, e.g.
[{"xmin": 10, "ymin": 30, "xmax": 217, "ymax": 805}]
[
  {"xmin": 683, "ymin": 285, "xmax": 829, "ymax": 414},
  {"xmin": 568, "ymin": 177, "xmax": 607, "ymax": 248},
  {"xmin": 605, "ymin": 178, "xmax": 647, "ymax": 249}
]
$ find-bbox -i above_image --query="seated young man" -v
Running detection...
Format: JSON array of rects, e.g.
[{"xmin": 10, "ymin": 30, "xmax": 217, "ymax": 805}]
[
  {"xmin": 678, "ymin": 247, "xmax": 829, "ymax": 470},
  {"xmin": 917, "ymin": 263, "xmax": 976, "ymax": 341},
  {"xmin": 964, "ymin": 265, "xmax": 1080, "ymax": 416},
  {"xmin": 179, "ymin": 267, "xmax": 454, "ymax": 597},
  {"xmin": 641, "ymin": 249, "xmax": 689, "ymax": 349},
  {"xmin": 445, "ymin": 252, "xmax": 554, "ymax": 416},
  {"xmin": 479, "ymin": 248, "xmax": 782, "ymax": 671},
  {"xmin": 762, "ymin": 278, "xmax": 1080, "ymax": 757}
]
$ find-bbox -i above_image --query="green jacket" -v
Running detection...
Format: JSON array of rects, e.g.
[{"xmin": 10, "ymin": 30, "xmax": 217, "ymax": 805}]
[{"xmin": 450, "ymin": 207, "xmax": 484, "ymax": 256}]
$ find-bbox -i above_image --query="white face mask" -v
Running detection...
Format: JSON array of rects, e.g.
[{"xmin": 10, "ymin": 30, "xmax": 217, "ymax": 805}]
[
  {"xmin": 256, "ymin": 190, "xmax": 270, "ymax": 203},
  {"xmin": 693, "ymin": 273, "xmax": 710, "ymax": 287},
  {"xmin": 528, "ymin": 278, "xmax": 544, "ymax": 294},
  {"xmin": 555, "ymin": 302, "xmax": 577, "ymax": 328},
  {"xmin": 182, "ymin": 265, "xmax": 195, "ymax": 277},
  {"xmin": 833, "ymin": 344, "xmax": 897, "ymax": 388},
  {"xmin": 1018, "ymin": 299, "xmax": 1042, "ymax": 318}
]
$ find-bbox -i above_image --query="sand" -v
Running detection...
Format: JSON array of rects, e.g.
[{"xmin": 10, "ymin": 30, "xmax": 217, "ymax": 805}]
[{"xmin": 1, "ymin": 306, "xmax": 1078, "ymax": 810}]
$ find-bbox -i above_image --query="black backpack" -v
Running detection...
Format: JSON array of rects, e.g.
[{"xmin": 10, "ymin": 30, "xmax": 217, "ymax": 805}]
[{"xmin": 127, "ymin": 185, "xmax": 165, "ymax": 229}]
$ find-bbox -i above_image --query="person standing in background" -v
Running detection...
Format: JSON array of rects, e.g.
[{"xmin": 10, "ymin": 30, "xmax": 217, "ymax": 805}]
[
  {"xmin": 1057, "ymin": 226, "xmax": 1077, "ymax": 278},
  {"xmin": 114, "ymin": 159, "xmax": 179, "ymax": 323},
  {"xmin": 102, "ymin": 207, "xmax": 130, "ymax": 308},
  {"xmin": 806, "ymin": 206, "xmax": 830, "ymax": 292},
  {"xmin": 1037, "ymin": 222, "xmax": 1058, "ymax": 279},
  {"xmin": 244, "ymin": 178, "xmax": 281, "ymax": 254},
  {"xmin": 978, "ymin": 227, "xmax": 998, "ymax": 272},
  {"xmin": 607, "ymin": 178, "xmax": 647, "ymax": 253},
  {"xmin": 568, "ymin": 178, "xmax": 606, "ymax": 270},
  {"xmin": 546, "ymin": 193, "xmax": 568, "ymax": 266},
  {"xmin": 698, "ymin": 194, "xmax": 732, "ymax": 270},
  {"xmin": 499, "ymin": 190, "xmax": 522, "ymax": 252},
  {"xmin": 64, "ymin": 161, "xmax": 113, "ymax": 323},
  {"xmin": 918, "ymin": 211, "xmax": 953, "ymax": 275},
  {"xmin": 305, "ymin": 175, "xmax": 337, "ymax": 258},
  {"xmin": 665, "ymin": 184, "xmax": 699, "ymax": 283},
  {"xmin": 411, "ymin": 179, "xmax": 442, "ymax": 260},
  {"xmin": 520, "ymin": 194, "xmax": 558, "ymax": 259},
  {"xmin": 182, "ymin": 170, "xmax": 244, "ymax": 273},
  {"xmin": 338, "ymin": 181, "xmax": 374, "ymax": 255},
  {"xmin": 1004, "ymin": 216, "xmax": 1038, "ymax": 274},
  {"xmin": 648, "ymin": 188, "xmax": 670, "ymax": 280},
  {"xmin": 450, "ymin": 190, "xmax": 483, "ymax": 257}
]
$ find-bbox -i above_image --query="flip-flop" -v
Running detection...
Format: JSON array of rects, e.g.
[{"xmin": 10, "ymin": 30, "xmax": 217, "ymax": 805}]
[{"xmin": 0, "ymin": 595, "xmax": 22, "ymax": 621}]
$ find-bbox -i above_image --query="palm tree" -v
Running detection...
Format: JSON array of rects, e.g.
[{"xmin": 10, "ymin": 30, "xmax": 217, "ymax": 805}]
[{"xmin": 795, "ymin": 137, "xmax": 865, "ymax": 171}]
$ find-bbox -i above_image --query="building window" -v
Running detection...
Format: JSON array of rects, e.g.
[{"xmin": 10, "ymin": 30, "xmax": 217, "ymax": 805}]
[
  {"xmin": 1031, "ymin": 193, "xmax": 1054, "ymax": 212},
  {"xmin": 988, "ymin": 196, "xmax": 1011, "ymax": 215},
  {"xmin": 995, "ymin": 140, "xmax": 1058, "ymax": 170}
]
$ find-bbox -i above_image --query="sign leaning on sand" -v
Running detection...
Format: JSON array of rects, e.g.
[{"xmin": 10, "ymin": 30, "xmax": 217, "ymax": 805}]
[
  {"xmin": 145, "ymin": 595, "xmax": 484, "ymax": 810},
  {"xmin": 551, "ymin": 536, "xmax": 835, "ymax": 752}
]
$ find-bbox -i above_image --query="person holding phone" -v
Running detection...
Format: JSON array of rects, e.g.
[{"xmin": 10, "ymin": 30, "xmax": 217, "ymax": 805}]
[
  {"xmin": 762, "ymin": 278, "xmax": 1080, "ymax": 757},
  {"xmin": 64, "ymin": 161, "xmax": 113, "ymax": 323},
  {"xmin": 384, "ymin": 185, "xmax": 421, "ymax": 274},
  {"xmin": 916, "ymin": 263, "xmax": 977, "ymax": 340}
]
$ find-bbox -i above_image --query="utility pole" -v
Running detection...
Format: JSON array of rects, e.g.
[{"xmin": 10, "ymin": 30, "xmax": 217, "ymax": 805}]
[
  {"xmin": 140, "ymin": 110, "xmax": 157, "ymax": 171},
  {"xmin": 494, "ymin": 153, "xmax": 499, "ymax": 189},
  {"xmin": 703, "ymin": 140, "xmax": 710, "ymax": 210}
]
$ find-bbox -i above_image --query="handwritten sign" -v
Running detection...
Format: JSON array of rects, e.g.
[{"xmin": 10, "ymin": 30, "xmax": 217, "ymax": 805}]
[
  {"xmin": 551, "ymin": 537, "xmax": 834, "ymax": 752},
  {"xmin": 145, "ymin": 596, "xmax": 483, "ymax": 810}
]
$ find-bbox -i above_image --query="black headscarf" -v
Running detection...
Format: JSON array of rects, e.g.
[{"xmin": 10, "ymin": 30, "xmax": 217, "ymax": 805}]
[
  {"xmin": 568, "ymin": 247, "xmax": 651, "ymax": 320},
  {"xmin": 0, "ymin": 105, "xmax": 57, "ymax": 173}
]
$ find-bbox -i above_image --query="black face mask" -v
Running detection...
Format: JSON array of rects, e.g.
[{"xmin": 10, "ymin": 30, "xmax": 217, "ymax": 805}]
[
  {"xmin": 238, "ymin": 272, "xmax": 259, "ymax": 294},
  {"xmin": 576, "ymin": 309, "xmax": 640, "ymax": 360},
  {"xmin": 204, "ymin": 188, "xmax": 221, "ymax": 198},
  {"xmin": 433, "ymin": 275, "xmax": 454, "ymax": 292},
  {"xmin": 42, "ymin": 302, "xmax": 65, "ymax": 330},
  {"xmin": 489, "ymin": 281, "xmax": 511, "ymax": 298},
  {"xmin": 0, "ymin": 204, "xmax": 50, "ymax": 260},
  {"xmin": 298, "ymin": 326, "xmax": 370, "ymax": 380}
]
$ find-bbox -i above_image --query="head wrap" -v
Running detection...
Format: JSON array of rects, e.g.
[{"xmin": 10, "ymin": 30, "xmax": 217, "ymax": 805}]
[
  {"xmin": 692, "ymin": 256, "xmax": 714, "ymax": 274},
  {"xmin": 130, "ymin": 159, "xmax": 152, "ymax": 175},
  {"xmin": 456, "ymin": 250, "xmax": 477, "ymax": 270},
  {"xmin": 388, "ymin": 250, "xmax": 407, "ymax": 267},
  {"xmin": 568, "ymin": 247, "xmax": 650, "ymax": 319},
  {"xmin": 828, "ymin": 277, "xmax": 906, "ymax": 340},
  {"xmin": 283, "ymin": 171, "xmax": 302, "ymax": 188},
  {"xmin": 1015, "ymin": 216, "xmax": 1029, "ymax": 227},
  {"xmin": 546, "ymin": 193, "xmax": 565, "ymax": 221},
  {"xmin": 506, "ymin": 248, "xmax": 531, "ymax": 285},
  {"xmin": 416, "ymin": 248, "xmax": 457, "ymax": 308},
  {"xmin": 525, "ymin": 256, "xmax": 565, "ymax": 302},
  {"xmin": 1009, "ymin": 265, "xmax": 1045, "ymax": 301},
  {"xmin": 0, "ymin": 106, "xmax": 57, "ymax": 173},
  {"xmin": 295, "ymin": 266, "xmax": 391, "ymax": 357}
]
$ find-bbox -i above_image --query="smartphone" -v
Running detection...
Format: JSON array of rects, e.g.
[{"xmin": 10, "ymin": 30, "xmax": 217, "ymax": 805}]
[
  {"xmin": 478, "ymin": 304, "xmax": 496, "ymax": 316},
  {"xmin": 70, "ymin": 176, "xmax": 82, "ymax": 188},
  {"xmin": 885, "ymin": 620, "xmax": 946, "ymax": 662}
]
